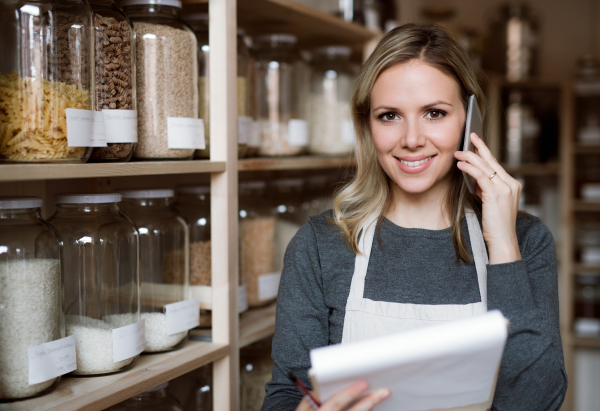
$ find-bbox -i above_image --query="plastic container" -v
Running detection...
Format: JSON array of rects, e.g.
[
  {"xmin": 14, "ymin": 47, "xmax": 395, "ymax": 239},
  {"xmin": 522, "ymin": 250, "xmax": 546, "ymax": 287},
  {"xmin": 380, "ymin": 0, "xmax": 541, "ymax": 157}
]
[
  {"xmin": 239, "ymin": 181, "xmax": 277, "ymax": 307},
  {"xmin": 253, "ymin": 34, "xmax": 308, "ymax": 156},
  {"xmin": 49, "ymin": 193, "xmax": 140, "ymax": 375},
  {"xmin": 240, "ymin": 338, "xmax": 274, "ymax": 411},
  {"xmin": 308, "ymin": 46, "xmax": 358, "ymax": 155},
  {"xmin": 88, "ymin": 0, "xmax": 137, "ymax": 162},
  {"xmin": 174, "ymin": 185, "xmax": 211, "ymax": 327},
  {"xmin": 0, "ymin": 0, "xmax": 93, "ymax": 163},
  {"xmin": 120, "ymin": 189, "xmax": 189, "ymax": 352},
  {"xmin": 167, "ymin": 363, "xmax": 213, "ymax": 411},
  {"xmin": 0, "ymin": 197, "xmax": 63, "ymax": 399},
  {"xmin": 122, "ymin": 0, "xmax": 199, "ymax": 160},
  {"xmin": 107, "ymin": 382, "xmax": 184, "ymax": 411},
  {"xmin": 574, "ymin": 274, "xmax": 600, "ymax": 336}
]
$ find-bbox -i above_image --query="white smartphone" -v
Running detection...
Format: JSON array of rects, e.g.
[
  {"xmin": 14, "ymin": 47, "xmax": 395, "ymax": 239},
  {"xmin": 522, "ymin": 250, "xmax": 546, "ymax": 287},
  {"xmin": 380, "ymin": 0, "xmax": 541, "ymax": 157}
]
[{"xmin": 462, "ymin": 95, "xmax": 483, "ymax": 194}]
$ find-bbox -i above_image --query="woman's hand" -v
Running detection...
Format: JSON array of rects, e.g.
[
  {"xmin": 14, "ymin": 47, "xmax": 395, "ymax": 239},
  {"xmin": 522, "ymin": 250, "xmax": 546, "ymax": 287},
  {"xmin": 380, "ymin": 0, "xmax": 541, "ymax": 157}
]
[
  {"xmin": 454, "ymin": 133, "xmax": 522, "ymax": 265},
  {"xmin": 295, "ymin": 381, "xmax": 390, "ymax": 411}
]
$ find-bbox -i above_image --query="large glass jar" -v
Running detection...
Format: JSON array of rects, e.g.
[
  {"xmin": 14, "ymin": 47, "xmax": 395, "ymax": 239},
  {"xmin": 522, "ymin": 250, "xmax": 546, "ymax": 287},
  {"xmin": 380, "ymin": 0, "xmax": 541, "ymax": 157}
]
[
  {"xmin": 167, "ymin": 363, "xmax": 213, "ymax": 411},
  {"xmin": 174, "ymin": 185, "xmax": 211, "ymax": 328},
  {"xmin": 309, "ymin": 46, "xmax": 358, "ymax": 155},
  {"xmin": 0, "ymin": 0, "xmax": 93, "ymax": 163},
  {"xmin": 122, "ymin": 0, "xmax": 199, "ymax": 160},
  {"xmin": 574, "ymin": 274, "xmax": 600, "ymax": 337},
  {"xmin": 253, "ymin": 34, "xmax": 308, "ymax": 156},
  {"xmin": 240, "ymin": 337, "xmax": 274, "ymax": 411},
  {"xmin": 120, "ymin": 189, "xmax": 190, "ymax": 353},
  {"xmin": 107, "ymin": 382, "xmax": 184, "ymax": 411},
  {"xmin": 270, "ymin": 179, "xmax": 304, "ymax": 273},
  {"xmin": 239, "ymin": 181, "xmax": 276, "ymax": 308},
  {"xmin": 88, "ymin": 0, "xmax": 137, "ymax": 162},
  {"xmin": 0, "ymin": 197, "xmax": 63, "ymax": 399},
  {"xmin": 49, "ymin": 193, "xmax": 141, "ymax": 375}
]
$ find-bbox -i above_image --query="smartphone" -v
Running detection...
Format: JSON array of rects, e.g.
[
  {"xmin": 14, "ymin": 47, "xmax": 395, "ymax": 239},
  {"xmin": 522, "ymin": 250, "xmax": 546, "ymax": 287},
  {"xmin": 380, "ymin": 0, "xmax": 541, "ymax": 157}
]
[{"xmin": 462, "ymin": 95, "xmax": 483, "ymax": 194}]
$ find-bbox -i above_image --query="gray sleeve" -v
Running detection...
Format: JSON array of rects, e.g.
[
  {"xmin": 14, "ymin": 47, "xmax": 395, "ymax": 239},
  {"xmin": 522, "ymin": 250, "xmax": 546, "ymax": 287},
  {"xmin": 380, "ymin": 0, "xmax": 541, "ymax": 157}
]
[
  {"xmin": 488, "ymin": 217, "xmax": 568, "ymax": 410},
  {"xmin": 261, "ymin": 220, "xmax": 330, "ymax": 411}
]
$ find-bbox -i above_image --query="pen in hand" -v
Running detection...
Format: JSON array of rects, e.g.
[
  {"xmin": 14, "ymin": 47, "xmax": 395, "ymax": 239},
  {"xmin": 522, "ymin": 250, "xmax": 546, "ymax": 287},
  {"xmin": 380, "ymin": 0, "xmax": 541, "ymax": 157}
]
[{"xmin": 289, "ymin": 373, "xmax": 320, "ymax": 409}]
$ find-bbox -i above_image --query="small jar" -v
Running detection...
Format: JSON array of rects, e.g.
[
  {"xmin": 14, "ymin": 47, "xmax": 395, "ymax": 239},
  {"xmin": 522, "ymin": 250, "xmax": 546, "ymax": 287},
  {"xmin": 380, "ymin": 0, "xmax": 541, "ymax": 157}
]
[
  {"xmin": 0, "ymin": 197, "xmax": 63, "ymax": 399},
  {"xmin": 309, "ymin": 46, "xmax": 358, "ymax": 155},
  {"xmin": 574, "ymin": 274, "xmax": 600, "ymax": 337},
  {"xmin": 0, "ymin": 0, "xmax": 93, "ymax": 163},
  {"xmin": 120, "ymin": 189, "xmax": 190, "ymax": 352},
  {"xmin": 239, "ymin": 181, "xmax": 276, "ymax": 308},
  {"xmin": 108, "ymin": 382, "xmax": 184, "ymax": 411},
  {"xmin": 175, "ymin": 186, "xmax": 211, "ymax": 327},
  {"xmin": 167, "ymin": 363, "xmax": 213, "ymax": 411},
  {"xmin": 122, "ymin": 0, "xmax": 199, "ymax": 160},
  {"xmin": 253, "ymin": 34, "xmax": 308, "ymax": 156},
  {"xmin": 270, "ymin": 179, "xmax": 304, "ymax": 274},
  {"xmin": 88, "ymin": 0, "xmax": 137, "ymax": 162},
  {"xmin": 240, "ymin": 337, "xmax": 274, "ymax": 411},
  {"xmin": 49, "ymin": 193, "xmax": 140, "ymax": 375}
]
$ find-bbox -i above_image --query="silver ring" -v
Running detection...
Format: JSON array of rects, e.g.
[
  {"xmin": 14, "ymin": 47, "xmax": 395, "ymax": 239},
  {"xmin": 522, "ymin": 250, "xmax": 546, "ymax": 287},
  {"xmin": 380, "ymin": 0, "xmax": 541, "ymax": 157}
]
[{"xmin": 489, "ymin": 171, "xmax": 497, "ymax": 180}]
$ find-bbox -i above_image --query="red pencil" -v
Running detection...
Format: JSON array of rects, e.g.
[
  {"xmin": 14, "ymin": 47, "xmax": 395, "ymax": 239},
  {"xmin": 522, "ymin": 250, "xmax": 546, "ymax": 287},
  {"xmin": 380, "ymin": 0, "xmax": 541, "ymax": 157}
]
[{"xmin": 289, "ymin": 373, "xmax": 321, "ymax": 409}]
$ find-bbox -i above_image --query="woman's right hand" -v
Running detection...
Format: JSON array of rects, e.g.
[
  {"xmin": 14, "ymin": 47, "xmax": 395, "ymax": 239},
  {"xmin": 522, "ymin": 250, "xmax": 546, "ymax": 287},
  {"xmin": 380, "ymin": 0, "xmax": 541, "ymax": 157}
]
[{"xmin": 295, "ymin": 381, "xmax": 390, "ymax": 411}]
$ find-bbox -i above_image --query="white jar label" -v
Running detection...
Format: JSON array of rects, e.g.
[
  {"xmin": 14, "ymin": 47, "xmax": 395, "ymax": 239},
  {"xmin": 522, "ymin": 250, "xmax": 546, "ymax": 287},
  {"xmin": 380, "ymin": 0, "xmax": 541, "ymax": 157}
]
[
  {"xmin": 341, "ymin": 119, "xmax": 356, "ymax": 145},
  {"xmin": 238, "ymin": 116, "xmax": 252, "ymax": 145},
  {"xmin": 103, "ymin": 110, "xmax": 138, "ymax": 143},
  {"xmin": 166, "ymin": 298, "xmax": 200, "ymax": 336},
  {"xmin": 66, "ymin": 109, "xmax": 107, "ymax": 147},
  {"xmin": 112, "ymin": 320, "xmax": 146, "ymax": 363},
  {"xmin": 258, "ymin": 271, "xmax": 281, "ymax": 302},
  {"xmin": 249, "ymin": 121, "xmax": 262, "ymax": 148},
  {"xmin": 167, "ymin": 117, "xmax": 206, "ymax": 149},
  {"xmin": 28, "ymin": 336, "xmax": 77, "ymax": 385},
  {"xmin": 288, "ymin": 119, "xmax": 308, "ymax": 147},
  {"xmin": 239, "ymin": 284, "xmax": 249, "ymax": 313}
]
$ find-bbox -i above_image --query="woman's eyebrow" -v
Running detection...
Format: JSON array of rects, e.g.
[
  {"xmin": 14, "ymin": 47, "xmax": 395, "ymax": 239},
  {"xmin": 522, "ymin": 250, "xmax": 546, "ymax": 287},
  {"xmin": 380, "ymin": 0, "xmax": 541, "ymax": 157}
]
[
  {"xmin": 372, "ymin": 105, "xmax": 398, "ymax": 112},
  {"xmin": 422, "ymin": 100, "xmax": 453, "ymax": 109}
]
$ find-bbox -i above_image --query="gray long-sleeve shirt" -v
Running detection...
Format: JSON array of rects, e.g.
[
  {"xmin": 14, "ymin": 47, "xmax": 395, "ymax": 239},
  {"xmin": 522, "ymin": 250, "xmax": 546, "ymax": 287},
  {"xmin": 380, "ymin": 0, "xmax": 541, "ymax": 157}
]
[{"xmin": 262, "ymin": 211, "xmax": 567, "ymax": 411}]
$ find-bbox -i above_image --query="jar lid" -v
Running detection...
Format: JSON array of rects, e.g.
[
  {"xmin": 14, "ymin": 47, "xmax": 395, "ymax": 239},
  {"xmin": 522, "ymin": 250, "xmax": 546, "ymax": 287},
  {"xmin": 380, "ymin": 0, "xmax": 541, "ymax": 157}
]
[
  {"xmin": 182, "ymin": 13, "xmax": 209, "ymax": 22},
  {"xmin": 312, "ymin": 46, "xmax": 352, "ymax": 57},
  {"xmin": 253, "ymin": 34, "xmax": 297, "ymax": 45},
  {"xmin": 120, "ymin": 189, "xmax": 175, "ymax": 199},
  {"xmin": 177, "ymin": 185, "xmax": 210, "ymax": 195},
  {"xmin": 121, "ymin": 0, "xmax": 181, "ymax": 8},
  {"xmin": 239, "ymin": 181, "xmax": 266, "ymax": 190},
  {"xmin": 0, "ymin": 197, "xmax": 43, "ymax": 209},
  {"xmin": 55, "ymin": 194, "xmax": 122, "ymax": 204},
  {"xmin": 576, "ymin": 274, "xmax": 600, "ymax": 285}
]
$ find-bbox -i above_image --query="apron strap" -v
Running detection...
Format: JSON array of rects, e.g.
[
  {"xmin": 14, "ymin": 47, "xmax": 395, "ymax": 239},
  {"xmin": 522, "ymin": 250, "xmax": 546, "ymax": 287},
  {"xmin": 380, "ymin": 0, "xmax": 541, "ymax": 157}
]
[
  {"xmin": 347, "ymin": 216, "xmax": 378, "ymax": 299},
  {"xmin": 465, "ymin": 208, "xmax": 488, "ymax": 310}
]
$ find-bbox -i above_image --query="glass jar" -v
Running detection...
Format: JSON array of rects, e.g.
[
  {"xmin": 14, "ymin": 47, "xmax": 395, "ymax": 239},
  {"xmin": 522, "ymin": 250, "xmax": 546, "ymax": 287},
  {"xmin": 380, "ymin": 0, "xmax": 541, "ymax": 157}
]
[
  {"xmin": 0, "ymin": 197, "xmax": 63, "ymax": 399},
  {"xmin": 0, "ymin": 0, "xmax": 93, "ymax": 163},
  {"xmin": 122, "ymin": 0, "xmax": 199, "ymax": 160},
  {"xmin": 574, "ymin": 274, "xmax": 600, "ymax": 337},
  {"xmin": 174, "ymin": 185, "xmax": 211, "ymax": 328},
  {"xmin": 299, "ymin": 174, "xmax": 330, "ymax": 223},
  {"xmin": 88, "ymin": 0, "xmax": 137, "ymax": 162},
  {"xmin": 186, "ymin": 14, "xmax": 251, "ymax": 160},
  {"xmin": 240, "ymin": 337, "xmax": 274, "ymax": 411},
  {"xmin": 270, "ymin": 179, "xmax": 304, "ymax": 273},
  {"xmin": 309, "ymin": 46, "xmax": 357, "ymax": 155},
  {"xmin": 49, "ymin": 193, "xmax": 140, "ymax": 375},
  {"xmin": 120, "ymin": 189, "xmax": 190, "ymax": 353},
  {"xmin": 253, "ymin": 34, "xmax": 308, "ymax": 157},
  {"xmin": 239, "ymin": 181, "xmax": 277, "ymax": 308},
  {"xmin": 167, "ymin": 363, "xmax": 213, "ymax": 411},
  {"xmin": 107, "ymin": 382, "xmax": 184, "ymax": 411}
]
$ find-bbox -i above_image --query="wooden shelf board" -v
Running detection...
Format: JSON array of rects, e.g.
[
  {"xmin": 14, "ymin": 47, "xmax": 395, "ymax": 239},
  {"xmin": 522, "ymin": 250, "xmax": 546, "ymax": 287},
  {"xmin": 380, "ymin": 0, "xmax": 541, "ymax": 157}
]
[
  {"xmin": 182, "ymin": 0, "xmax": 374, "ymax": 49},
  {"xmin": 239, "ymin": 156, "xmax": 355, "ymax": 171},
  {"xmin": 502, "ymin": 162, "xmax": 559, "ymax": 176},
  {"xmin": 573, "ymin": 264, "xmax": 600, "ymax": 275},
  {"xmin": 574, "ymin": 144, "xmax": 600, "ymax": 154},
  {"xmin": 0, "ymin": 161, "xmax": 225, "ymax": 182},
  {"xmin": 573, "ymin": 200, "xmax": 600, "ymax": 212},
  {"xmin": 239, "ymin": 303, "xmax": 277, "ymax": 348},
  {"xmin": 573, "ymin": 336, "xmax": 600, "ymax": 349},
  {"xmin": 0, "ymin": 340, "xmax": 228, "ymax": 411}
]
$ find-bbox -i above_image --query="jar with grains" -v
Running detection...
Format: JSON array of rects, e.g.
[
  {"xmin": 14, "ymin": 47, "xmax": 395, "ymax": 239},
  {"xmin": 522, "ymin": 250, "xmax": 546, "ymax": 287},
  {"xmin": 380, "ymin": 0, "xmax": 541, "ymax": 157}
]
[
  {"xmin": 120, "ymin": 189, "xmax": 190, "ymax": 353},
  {"xmin": 309, "ymin": 46, "xmax": 358, "ymax": 155},
  {"xmin": 167, "ymin": 363, "xmax": 213, "ymax": 411},
  {"xmin": 107, "ymin": 382, "xmax": 184, "ymax": 411},
  {"xmin": 185, "ymin": 13, "xmax": 251, "ymax": 160},
  {"xmin": 240, "ymin": 337, "xmax": 274, "ymax": 411},
  {"xmin": 0, "ymin": 0, "xmax": 93, "ymax": 163},
  {"xmin": 88, "ymin": 0, "xmax": 137, "ymax": 162},
  {"xmin": 239, "ymin": 181, "xmax": 277, "ymax": 308},
  {"xmin": 270, "ymin": 179, "xmax": 303, "ymax": 274},
  {"xmin": 253, "ymin": 34, "xmax": 309, "ymax": 156},
  {"xmin": 49, "ymin": 194, "xmax": 140, "ymax": 375},
  {"xmin": 122, "ymin": 0, "xmax": 199, "ymax": 160},
  {"xmin": 0, "ymin": 197, "xmax": 63, "ymax": 400},
  {"xmin": 174, "ymin": 186, "xmax": 212, "ymax": 327},
  {"xmin": 574, "ymin": 274, "xmax": 600, "ymax": 337}
]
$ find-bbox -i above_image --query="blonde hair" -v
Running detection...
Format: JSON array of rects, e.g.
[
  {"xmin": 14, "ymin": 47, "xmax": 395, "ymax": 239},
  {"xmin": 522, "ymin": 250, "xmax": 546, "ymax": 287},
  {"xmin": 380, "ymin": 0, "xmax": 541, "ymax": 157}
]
[{"xmin": 332, "ymin": 23, "xmax": 486, "ymax": 262}]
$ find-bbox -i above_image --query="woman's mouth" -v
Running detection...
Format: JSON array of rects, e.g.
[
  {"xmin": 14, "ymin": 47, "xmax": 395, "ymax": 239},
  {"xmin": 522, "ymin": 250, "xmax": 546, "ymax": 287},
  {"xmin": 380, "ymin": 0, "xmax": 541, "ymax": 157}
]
[{"xmin": 395, "ymin": 155, "xmax": 436, "ymax": 174}]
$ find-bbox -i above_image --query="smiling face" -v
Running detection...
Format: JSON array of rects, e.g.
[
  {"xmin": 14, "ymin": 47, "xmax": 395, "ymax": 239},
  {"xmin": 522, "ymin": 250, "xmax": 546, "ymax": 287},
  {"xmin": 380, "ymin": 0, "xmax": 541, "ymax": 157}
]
[{"xmin": 370, "ymin": 59, "xmax": 466, "ymax": 201}]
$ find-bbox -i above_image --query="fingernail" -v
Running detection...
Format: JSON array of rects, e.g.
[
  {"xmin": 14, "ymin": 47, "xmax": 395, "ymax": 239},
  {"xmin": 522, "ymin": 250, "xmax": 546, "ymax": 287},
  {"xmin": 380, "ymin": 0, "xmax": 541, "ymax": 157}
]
[{"xmin": 378, "ymin": 389, "xmax": 391, "ymax": 400}]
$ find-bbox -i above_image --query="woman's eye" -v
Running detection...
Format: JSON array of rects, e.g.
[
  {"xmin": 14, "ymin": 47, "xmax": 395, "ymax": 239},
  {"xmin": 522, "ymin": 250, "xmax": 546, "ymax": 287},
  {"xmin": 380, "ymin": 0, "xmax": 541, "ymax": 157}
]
[
  {"xmin": 380, "ymin": 113, "xmax": 398, "ymax": 121},
  {"xmin": 426, "ymin": 110, "xmax": 445, "ymax": 120}
]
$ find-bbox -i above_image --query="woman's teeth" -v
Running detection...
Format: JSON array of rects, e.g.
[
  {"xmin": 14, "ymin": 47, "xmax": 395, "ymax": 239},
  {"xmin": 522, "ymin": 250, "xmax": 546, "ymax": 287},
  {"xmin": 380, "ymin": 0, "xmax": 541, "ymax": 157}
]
[{"xmin": 399, "ymin": 156, "xmax": 432, "ymax": 167}]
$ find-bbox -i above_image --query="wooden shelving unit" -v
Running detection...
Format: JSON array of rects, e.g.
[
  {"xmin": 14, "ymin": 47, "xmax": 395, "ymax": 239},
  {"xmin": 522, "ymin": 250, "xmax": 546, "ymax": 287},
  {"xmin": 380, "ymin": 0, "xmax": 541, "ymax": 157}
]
[{"xmin": 239, "ymin": 155, "xmax": 354, "ymax": 171}]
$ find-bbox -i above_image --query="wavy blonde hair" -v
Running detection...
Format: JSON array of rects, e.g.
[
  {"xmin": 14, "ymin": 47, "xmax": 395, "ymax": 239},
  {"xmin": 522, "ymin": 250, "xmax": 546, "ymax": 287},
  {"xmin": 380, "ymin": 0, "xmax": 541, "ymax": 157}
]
[{"xmin": 333, "ymin": 23, "xmax": 486, "ymax": 262}]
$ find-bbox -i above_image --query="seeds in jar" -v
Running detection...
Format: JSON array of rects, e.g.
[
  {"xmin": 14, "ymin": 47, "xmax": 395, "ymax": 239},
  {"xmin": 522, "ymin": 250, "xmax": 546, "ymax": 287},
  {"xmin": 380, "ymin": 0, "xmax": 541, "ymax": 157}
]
[{"xmin": 240, "ymin": 217, "xmax": 276, "ymax": 307}]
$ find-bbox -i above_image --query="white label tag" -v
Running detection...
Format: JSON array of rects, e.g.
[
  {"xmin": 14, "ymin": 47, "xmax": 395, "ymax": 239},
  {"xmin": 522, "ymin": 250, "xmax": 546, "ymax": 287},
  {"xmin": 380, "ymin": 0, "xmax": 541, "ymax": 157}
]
[
  {"xmin": 28, "ymin": 336, "xmax": 77, "ymax": 385},
  {"xmin": 238, "ymin": 284, "xmax": 249, "ymax": 313},
  {"xmin": 288, "ymin": 119, "xmax": 308, "ymax": 146},
  {"xmin": 258, "ymin": 271, "xmax": 281, "ymax": 302},
  {"xmin": 103, "ymin": 110, "xmax": 138, "ymax": 143},
  {"xmin": 166, "ymin": 298, "xmax": 200, "ymax": 336},
  {"xmin": 91, "ymin": 111, "xmax": 108, "ymax": 147},
  {"xmin": 112, "ymin": 320, "xmax": 146, "ymax": 363},
  {"xmin": 66, "ymin": 108, "xmax": 101, "ymax": 147},
  {"xmin": 167, "ymin": 117, "xmax": 206, "ymax": 149},
  {"xmin": 238, "ymin": 116, "xmax": 252, "ymax": 145},
  {"xmin": 341, "ymin": 119, "xmax": 355, "ymax": 145},
  {"xmin": 249, "ymin": 121, "xmax": 261, "ymax": 148}
]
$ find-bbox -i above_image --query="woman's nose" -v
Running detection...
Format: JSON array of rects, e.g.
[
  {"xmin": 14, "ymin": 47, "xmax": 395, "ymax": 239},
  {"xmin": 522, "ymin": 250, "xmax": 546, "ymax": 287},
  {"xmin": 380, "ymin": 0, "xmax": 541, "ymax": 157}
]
[{"xmin": 401, "ymin": 121, "xmax": 425, "ymax": 150}]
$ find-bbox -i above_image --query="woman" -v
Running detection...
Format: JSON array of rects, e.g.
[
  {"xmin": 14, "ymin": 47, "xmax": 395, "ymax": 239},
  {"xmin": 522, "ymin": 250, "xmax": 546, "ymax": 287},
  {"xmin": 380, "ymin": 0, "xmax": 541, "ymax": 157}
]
[{"xmin": 262, "ymin": 24, "xmax": 567, "ymax": 411}]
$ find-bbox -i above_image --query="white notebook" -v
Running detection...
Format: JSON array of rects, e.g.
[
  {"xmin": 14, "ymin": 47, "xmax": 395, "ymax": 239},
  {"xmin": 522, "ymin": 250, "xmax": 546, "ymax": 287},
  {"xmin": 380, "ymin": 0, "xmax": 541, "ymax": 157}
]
[{"xmin": 309, "ymin": 310, "xmax": 509, "ymax": 411}]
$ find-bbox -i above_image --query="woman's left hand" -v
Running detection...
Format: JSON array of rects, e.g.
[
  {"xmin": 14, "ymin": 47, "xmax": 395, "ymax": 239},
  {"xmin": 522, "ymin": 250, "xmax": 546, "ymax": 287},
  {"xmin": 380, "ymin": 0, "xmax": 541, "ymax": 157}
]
[{"xmin": 454, "ymin": 133, "xmax": 522, "ymax": 265}]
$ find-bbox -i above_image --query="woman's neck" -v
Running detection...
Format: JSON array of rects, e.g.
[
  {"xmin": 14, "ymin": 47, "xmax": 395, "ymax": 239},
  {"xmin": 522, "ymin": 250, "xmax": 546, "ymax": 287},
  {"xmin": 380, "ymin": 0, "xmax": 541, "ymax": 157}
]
[{"xmin": 385, "ymin": 183, "xmax": 450, "ymax": 230}]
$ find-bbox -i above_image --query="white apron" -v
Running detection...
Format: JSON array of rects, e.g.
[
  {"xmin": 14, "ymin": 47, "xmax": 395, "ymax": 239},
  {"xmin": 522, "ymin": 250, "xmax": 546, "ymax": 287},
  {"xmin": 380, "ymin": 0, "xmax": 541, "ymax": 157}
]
[{"xmin": 341, "ymin": 209, "xmax": 496, "ymax": 411}]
